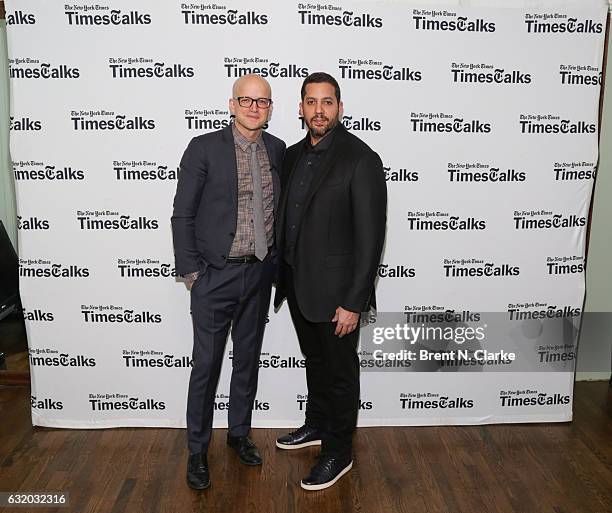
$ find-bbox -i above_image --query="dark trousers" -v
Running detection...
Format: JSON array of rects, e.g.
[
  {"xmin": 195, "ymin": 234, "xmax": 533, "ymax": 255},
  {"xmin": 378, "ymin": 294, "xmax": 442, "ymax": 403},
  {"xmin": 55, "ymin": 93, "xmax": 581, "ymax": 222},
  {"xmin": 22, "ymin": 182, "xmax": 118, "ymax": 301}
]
[
  {"xmin": 187, "ymin": 254, "xmax": 273, "ymax": 454},
  {"xmin": 284, "ymin": 264, "xmax": 360, "ymax": 458}
]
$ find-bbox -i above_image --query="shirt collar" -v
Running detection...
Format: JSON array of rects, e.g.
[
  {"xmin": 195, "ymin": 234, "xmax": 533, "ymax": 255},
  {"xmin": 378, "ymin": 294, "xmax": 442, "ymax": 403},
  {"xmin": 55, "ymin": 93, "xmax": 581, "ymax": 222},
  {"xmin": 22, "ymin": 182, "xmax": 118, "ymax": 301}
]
[
  {"xmin": 304, "ymin": 125, "xmax": 337, "ymax": 154},
  {"xmin": 232, "ymin": 122, "xmax": 264, "ymax": 152}
]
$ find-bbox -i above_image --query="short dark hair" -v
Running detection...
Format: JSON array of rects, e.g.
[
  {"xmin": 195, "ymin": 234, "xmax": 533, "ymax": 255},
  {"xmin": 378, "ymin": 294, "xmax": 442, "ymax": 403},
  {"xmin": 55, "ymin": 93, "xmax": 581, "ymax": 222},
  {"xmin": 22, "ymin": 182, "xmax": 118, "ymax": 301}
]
[{"xmin": 301, "ymin": 72, "xmax": 341, "ymax": 103}]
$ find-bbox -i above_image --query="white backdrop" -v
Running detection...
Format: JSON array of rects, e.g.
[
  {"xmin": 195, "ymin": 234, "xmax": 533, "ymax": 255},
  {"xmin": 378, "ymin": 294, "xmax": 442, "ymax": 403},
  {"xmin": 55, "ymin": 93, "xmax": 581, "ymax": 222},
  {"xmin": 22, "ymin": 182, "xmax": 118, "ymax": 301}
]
[{"xmin": 5, "ymin": 0, "xmax": 607, "ymax": 428}]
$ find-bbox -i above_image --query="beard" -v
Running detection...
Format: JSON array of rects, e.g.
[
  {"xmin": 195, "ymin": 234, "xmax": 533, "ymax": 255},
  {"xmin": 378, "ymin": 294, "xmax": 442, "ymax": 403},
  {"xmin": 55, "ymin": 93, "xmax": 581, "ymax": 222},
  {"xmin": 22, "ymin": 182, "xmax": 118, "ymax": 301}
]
[{"xmin": 307, "ymin": 114, "xmax": 340, "ymax": 140}]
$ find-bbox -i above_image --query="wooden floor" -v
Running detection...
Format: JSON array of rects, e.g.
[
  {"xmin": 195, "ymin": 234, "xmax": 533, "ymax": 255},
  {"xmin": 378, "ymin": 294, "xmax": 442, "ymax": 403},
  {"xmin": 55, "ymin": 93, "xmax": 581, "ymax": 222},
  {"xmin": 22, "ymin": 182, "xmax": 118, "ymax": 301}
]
[{"xmin": 0, "ymin": 382, "xmax": 610, "ymax": 513}]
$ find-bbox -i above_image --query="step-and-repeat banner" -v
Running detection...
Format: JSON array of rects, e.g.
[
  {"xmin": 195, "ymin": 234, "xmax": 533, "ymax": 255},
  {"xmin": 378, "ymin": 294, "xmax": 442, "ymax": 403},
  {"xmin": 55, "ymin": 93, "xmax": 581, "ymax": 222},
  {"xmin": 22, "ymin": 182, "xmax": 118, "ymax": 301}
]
[{"xmin": 6, "ymin": 0, "xmax": 607, "ymax": 428}]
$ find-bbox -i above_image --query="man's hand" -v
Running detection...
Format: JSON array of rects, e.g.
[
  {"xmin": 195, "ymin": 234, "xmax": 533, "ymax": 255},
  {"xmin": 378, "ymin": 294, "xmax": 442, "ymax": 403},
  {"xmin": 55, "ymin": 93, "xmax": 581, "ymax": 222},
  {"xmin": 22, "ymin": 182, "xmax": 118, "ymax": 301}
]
[
  {"xmin": 331, "ymin": 307, "xmax": 360, "ymax": 338},
  {"xmin": 183, "ymin": 271, "xmax": 200, "ymax": 291}
]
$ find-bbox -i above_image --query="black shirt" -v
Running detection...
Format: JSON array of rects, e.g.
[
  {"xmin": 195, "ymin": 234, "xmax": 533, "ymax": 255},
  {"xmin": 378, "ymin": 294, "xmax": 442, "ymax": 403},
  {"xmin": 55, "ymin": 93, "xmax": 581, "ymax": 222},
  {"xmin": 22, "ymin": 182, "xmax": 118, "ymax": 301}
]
[{"xmin": 283, "ymin": 128, "xmax": 337, "ymax": 266}]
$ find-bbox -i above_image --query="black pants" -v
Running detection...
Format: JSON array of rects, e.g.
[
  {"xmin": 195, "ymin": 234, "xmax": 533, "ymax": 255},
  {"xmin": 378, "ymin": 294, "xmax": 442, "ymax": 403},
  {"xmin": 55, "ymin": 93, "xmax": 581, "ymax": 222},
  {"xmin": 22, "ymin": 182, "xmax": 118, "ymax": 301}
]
[
  {"xmin": 284, "ymin": 264, "xmax": 360, "ymax": 458},
  {"xmin": 187, "ymin": 254, "xmax": 273, "ymax": 454}
]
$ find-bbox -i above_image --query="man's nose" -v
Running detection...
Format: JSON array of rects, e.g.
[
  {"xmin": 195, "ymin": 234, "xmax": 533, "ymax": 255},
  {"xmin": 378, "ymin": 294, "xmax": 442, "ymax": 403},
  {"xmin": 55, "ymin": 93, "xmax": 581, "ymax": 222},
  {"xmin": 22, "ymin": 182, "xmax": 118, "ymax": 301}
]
[{"xmin": 249, "ymin": 101, "xmax": 260, "ymax": 112}]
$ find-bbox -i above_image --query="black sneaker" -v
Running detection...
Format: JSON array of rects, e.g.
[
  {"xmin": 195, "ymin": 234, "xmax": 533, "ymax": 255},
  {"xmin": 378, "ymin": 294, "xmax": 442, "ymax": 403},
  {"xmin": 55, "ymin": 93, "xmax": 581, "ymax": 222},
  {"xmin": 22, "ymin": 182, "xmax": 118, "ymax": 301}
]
[
  {"xmin": 276, "ymin": 425, "xmax": 322, "ymax": 450},
  {"xmin": 300, "ymin": 455, "xmax": 353, "ymax": 491}
]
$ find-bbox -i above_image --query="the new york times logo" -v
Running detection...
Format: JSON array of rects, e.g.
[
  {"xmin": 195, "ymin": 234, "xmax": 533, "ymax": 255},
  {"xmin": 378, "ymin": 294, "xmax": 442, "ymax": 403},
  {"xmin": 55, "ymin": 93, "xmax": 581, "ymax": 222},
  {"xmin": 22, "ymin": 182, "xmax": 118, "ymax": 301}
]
[
  {"xmin": 117, "ymin": 258, "xmax": 177, "ymax": 278},
  {"xmin": 81, "ymin": 304, "xmax": 162, "ymax": 324},
  {"xmin": 89, "ymin": 393, "xmax": 165, "ymax": 411},
  {"xmin": 122, "ymin": 349, "xmax": 192, "ymax": 368},
  {"xmin": 224, "ymin": 57, "xmax": 308, "ymax": 78},
  {"xmin": 507, "ymin": 302, "xmax": 581, "ymax": 321},
  {"xmin": 385, "ymin": 167, "xmax": 418, "ymax": 182},
  {"xmin": 71, "ymin": 109, "xmax": 155, "ymax": 131},
  {"xmin": 18, "ymin": 216, "xmax": 50, "ymax": 230},
  {"xmin": 29, "ymin": 347, "xmax": 95, "ymax": 367},
  {"xmin": 407, "ymin": 211, "xmax": 486, "ymax": 231},
  {"xmin": 554, "ymin": 161, "xmax": 596, "ymax": 181},
  {"xmin": 546, "ymin": 255, "xmax": 585, "ymax": 276},
  {"xmin": 257, "ymin": 353, "xmax": 305, "ymax": 369},
  {"xmin": 6, "ymin": 10, "xmax": 36, "ymax": 25},
  {"xmin": 499, "ymin": 389, "xmax": 570, "ymax": 407},
  {"xmin": 537, "ymin": 343, "xmax": 577, "ymax": 364},
  {"xmin": 108, "ymin": 57, "xmax": 194, "ymax": 79},
  {"xmin": 443, "ymin": 258, "xmax": 520, "ymax": 278},
  {"xmin": 9, "ymin": 58, "xmax": 80, "ymax": 79},
  {"xmin": 559, "ymin": 64, "xmax": 602, "ymax": 86},
  {"xmin": 519, "ymin": 114, "xmax": 595, "ymax": 134},
  {"xmin": 216, "ymin": 393, "xmax": 269, "ymax": 411},
  {"xmin": 400, "ymin": 392, "xmax": 474, "ymax": 409},
  {"xmin": 411, "ymin": 112, "xmax": 491, "ymax": 133},
  {"xmin": 451, "ymin": 62, "xmax": 531, "ymax": 84},
  {"xmin": 23, "ymin": 308, "xmax": 55, "ymax": 322},
  {"xmin": 113, "ymin": 160, "xmax": 178, "ymax": 181},
  {"xmin": 19, "ymin": 259, "xmax": 90, "ymax": 279},
  {"xmin": 413, "ymin": 9, "xmax": 495, "ymax": 32},
  {"xmin": 185, "ymin": 108, "xmax": 230, "ymax": 130},
  {"xmin": 524, "ymin": 13, "xmax": 602, "ymax": 34},
  {"xmin": 298, "ymin": 4, "xmax": 382, "ymax": 28},
  {"xmin": 31, "ymin": 395, "xmax": 63, "ymax": 410},
  {"xmin": 65, "ymin": 7, "xmax": 151, "ymax": 26},
  {"xmin": 403, "ymin": 307, "xmax": 481, "ymax": 323},
  {"xmin": 13, "ymin": 161, "xmax": 84, "ymax": 181},
  {"xmin": 338, "ymin": 58, "xmax": 421, "ymax": 81},
  {"xmin": 182, "ymin": 5, "xmax": 268, "ymax": 25},
  {"xmin": 448, "ymin": 162, "xmax": 525, "ymax": 183},
  {"xmin": 513, "ymin": 210, "xmax": 586, "ymax": 230},
  {"xmin": 76, "ymin": 210, "xmax": 159, "ymax": 230},
  {"xmin": 378, "ymin": 264, "xmax": 415, "ymax": 278},
  {"xmin": 10, "ymin": 116, "xmax": 42, "ymax": 131}
]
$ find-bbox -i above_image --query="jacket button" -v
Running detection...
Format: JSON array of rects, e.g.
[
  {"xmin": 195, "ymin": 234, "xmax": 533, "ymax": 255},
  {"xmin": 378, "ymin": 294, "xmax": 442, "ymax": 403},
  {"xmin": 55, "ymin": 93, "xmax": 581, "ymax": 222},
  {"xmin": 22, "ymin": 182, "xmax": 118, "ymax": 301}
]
[
  {"xmin": 221, "ymin": 255, "xmax": 226, "ymax": 259},
  {"xmin": 229, "ymin": 232, "xmax": 235, "ymax": 236}
]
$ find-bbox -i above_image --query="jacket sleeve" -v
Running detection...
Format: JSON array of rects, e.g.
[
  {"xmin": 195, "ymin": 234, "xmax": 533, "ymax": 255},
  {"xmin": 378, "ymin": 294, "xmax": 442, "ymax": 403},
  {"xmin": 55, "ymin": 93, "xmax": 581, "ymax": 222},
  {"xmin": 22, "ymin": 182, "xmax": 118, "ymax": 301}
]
[
  {"xmin": 171, "ymin": 137, "xmax": 208, "ymax": 276},
  {"xmin": 341, "ymin": 150, "xmax": 387, "ymax": 313}
]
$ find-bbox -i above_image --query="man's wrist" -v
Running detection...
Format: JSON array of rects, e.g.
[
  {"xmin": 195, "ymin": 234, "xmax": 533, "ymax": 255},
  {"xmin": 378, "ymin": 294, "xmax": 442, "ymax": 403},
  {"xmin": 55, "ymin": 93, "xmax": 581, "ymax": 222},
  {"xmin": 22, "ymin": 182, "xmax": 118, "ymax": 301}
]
[{"xmin": 183, "ymin": 271, "xmax": 200, "ymax": 282}]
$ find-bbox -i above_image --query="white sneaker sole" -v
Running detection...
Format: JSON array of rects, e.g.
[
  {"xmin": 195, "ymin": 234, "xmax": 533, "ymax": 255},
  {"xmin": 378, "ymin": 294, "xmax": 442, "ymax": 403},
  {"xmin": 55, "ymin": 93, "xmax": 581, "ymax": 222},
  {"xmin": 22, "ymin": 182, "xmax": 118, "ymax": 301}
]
[
  {"xmin": 275, "ymin": 439, "xmax": 322, "ymax": 450},
  {"xmin": 300, "ymin": 461, "xmax": 353, "ymax": 491}
]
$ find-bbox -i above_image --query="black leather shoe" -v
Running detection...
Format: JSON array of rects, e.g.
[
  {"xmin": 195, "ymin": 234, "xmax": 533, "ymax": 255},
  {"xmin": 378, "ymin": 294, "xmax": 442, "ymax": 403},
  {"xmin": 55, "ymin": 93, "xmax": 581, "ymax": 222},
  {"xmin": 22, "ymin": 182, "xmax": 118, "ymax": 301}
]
[
  {"xmin": 301, "ymin": 455, "xmax": 353, "ymax": 491},
  {"xmin": 276, "ymin": 425, "xmax": 322, "ymax": 450},
  {"xmin": 227, "ymin": 435, "xmax": 262, "ymax": 466},
  {"xmin": 187, "ymin": 453, "xmax": 210, "ymax": 490}
]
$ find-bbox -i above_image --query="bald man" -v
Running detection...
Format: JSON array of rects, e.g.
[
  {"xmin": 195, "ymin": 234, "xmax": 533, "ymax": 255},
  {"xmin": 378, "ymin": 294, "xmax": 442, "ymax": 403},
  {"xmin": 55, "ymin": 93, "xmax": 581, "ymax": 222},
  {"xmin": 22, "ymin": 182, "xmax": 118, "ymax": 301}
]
[{"xmin": 172, "ymin": 74, "xmax": 285, "ymax": 490}]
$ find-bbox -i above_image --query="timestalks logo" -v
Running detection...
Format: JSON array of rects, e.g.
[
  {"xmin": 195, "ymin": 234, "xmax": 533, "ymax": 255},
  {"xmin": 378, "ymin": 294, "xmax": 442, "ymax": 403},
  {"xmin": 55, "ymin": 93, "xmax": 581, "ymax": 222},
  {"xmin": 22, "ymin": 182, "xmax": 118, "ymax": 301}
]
[
  {"xmin": 451, "ymin": 64, "xmax": 531, "ymax": 84},
  {"xmin": 6, "ymin": 11, "xmax": 36, "ymax": 25},
  {"xmin": 122, "ymin": 350, "xmax": 191, "ymax": 368},
  {"xmin": 257, "ymin": 354, "xmax": 305, "ymax": 369},
  {"xmin": 443, "ymin": 258, "xmax": 520, "ymax": 278},
  {"xmin": 400, "ymin": 392, "xmax": 474, "ymax": 409},
  {"xmin": 411, "ymin": 113, "xmax": 491, "ymax": 133},
  {"xmin": 10, "ymin": 117, "xmax": 42, "ymax": 131},
  {"xmin": 385, "ymin": 167, "xmax": 418, "ymax": 182},
  {"xmin": 407, "ymin": 215, "xmax": 486, "ymax": 231},
  {"xmin": 23, "ymin": 308, "xmax": 54, "ymax": 322},
  {"xmin": 117, "ymin": 258, "xmax": 177, "ymax": 278},
  {"xmin": 185, "ymin": 108, "xmax": 230, "ymax": 130},
  {"xmin": 404, "ymin": 309, "xmax": 481, "ymax": 323},
  {"xmin": 513, "ymin": 211, "xmax": 586, "ymax": 230},
  {"xmin": 560, "ymin": 64, "xmax": 601, "ymax": 86},
  {"xmin": 31, "ymin": 396, "xmax": 63, "ymax": 410},
  {"xmin": 65, "ymin": 9, "xmax": 152, "ymax": 26},
  {"xmin": 29, "ymin": 348, "xmax": 95, "ymax": 367},
  {"xmin": 81, "ymin": 306, "xmax": 162, "ymax": 324},
  {"xmin": 109, "ymin": 61, "xmax": 194, "ymax": 79},
  {"xmin": 89, "ymin": 393, "xmax": 165, "ymax": 411},
  {"xmin": 19, "ymin": 259, "xmax": 90, "ymax": 279},
  {"xmin": 340, "ymin": 115, "xmax": 381, "ymax": 131},
  {"xmin": 9, "ymin": 59, "xmax": 80, "ymax": 79},
  {"xmin": 182, "ymin": 9, "xmax": 268, "ymax": 25},
  {"xmin": 338, "ymin": 59, "xmax": 421, "ymax": 81},
  {"xmin": 13, "ymin": 162, "xmax": 84, "ymax": 181},
  {"xmin": 554, "ymin": 162, "xmax": 596, "ymax": 181},
  {"xmin": 448, "ymin": 164, "xmax": 525, "ymax": 183},
  {"xmin": 508, "ymin": 303, "xmax": 581, "ymax": 321},
  {"xmin": 216, "ymin": 394, "xmax": 269, "ymax": 411},
  {"xmin": 524, "ymin": 15, "xmax": 602, "ymax": 34},
  {"xmin": 76, "ymin": 211, "xmax": 159, "ymax": 230},
  {"xmin": 499, "ymin": 390, "xmax": 570, "ymax": 407},
  {"xmin": 298, "ymin": 8, "xmax": 382, "ymax": 28},
  {"xmin": 114, "ymin": 161, "xmax": 178, "ymax": 181},
  {"xmin": 546, "ymin": 255, "xmax": 585, "ymax": 276},
  {"xmin": 519, "ymin": 115, "xmax": 595, "ymax": 134},
  {"xmin": 537, "ymin": 345, "xmax": 577, "ymax": 364},
  {"xmin": 224, "ymin": 60, "xmax": 308, "ymax": 78},
  {"xmin": 378, "ymin": 264, "xmax": 416, "ymax": 278},
  {"xmin": 17, "ymin": 216, "xmax": 50, "ymax": 230},
  {"xmin": 71, "ymin": 111, "xmax": 155, "ymax": 131},
  {"xmin": 413, "ymin": 9, "xmax": 495, "ymax": 32}
]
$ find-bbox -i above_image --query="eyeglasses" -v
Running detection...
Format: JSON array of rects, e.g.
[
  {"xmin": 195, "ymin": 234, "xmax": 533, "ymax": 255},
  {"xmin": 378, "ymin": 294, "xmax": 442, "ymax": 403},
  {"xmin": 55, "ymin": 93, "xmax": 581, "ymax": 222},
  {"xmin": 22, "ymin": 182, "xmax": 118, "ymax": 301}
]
[{"xmin": 235, "ymin": 96, "xmax": 273, "ymax": 109}]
